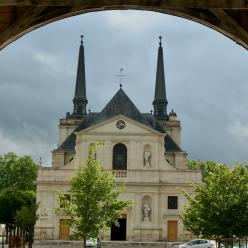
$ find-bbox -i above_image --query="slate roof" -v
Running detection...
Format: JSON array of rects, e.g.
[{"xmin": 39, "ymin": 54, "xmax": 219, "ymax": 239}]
[
  {"xmin": 59, "ymin": 88, "xmax": 182, "ymax": 153},
  {"xmin": 164, "ymin": 135, "xmax": 182, "ymax": 152},
  {"xmin": 59, "ymin": 132, "xmax": 76, "ymax": 151},
  {"xmin": 142, "ymin": 113, "xmax": 165, "ymax": 133},
  {"xmin": 74, "ymin": 37, "xmax": 87, "ymax": 100},
  {"xmin": 73, "ymin": 88, "xmax": 165, "ymax": 133},
  {"xmin": 154, "ymin": 39, "xmax": 167, "ymax": 102}
]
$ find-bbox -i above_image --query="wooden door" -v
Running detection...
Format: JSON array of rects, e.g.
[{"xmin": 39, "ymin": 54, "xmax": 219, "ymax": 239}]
[
  {"xmin": 59, "ymin": 219, "xmax": 70, "ymax": 240},
  {"xmin": 167, "ymin": 220, "xmax": 178, "ymax": 241}
]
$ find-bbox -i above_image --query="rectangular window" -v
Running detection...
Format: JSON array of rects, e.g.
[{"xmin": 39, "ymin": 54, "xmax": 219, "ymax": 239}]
[{"xmin": 168, "ymin": 196, "xmax": 178, "ymax": 209}]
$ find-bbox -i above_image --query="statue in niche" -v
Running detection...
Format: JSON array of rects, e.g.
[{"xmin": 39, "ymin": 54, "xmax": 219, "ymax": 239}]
[
  {"xmin": 142, "ymin": 201, "xmax": 151, "ymax": 222},
  {"xmin": 143, "ymin": 150, "xmax": 151, "ymax": 166}
]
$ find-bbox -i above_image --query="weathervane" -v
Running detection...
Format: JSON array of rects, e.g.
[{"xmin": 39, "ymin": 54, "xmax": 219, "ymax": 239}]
[{"xmin": 116, "ymin": 68, "xmax": 126, "ymax": 88}]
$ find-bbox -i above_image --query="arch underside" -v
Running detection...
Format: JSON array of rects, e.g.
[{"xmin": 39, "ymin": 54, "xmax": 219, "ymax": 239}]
[{"xmin": 0, "ymin": 1, "xmax": 248, "ymax": 50}]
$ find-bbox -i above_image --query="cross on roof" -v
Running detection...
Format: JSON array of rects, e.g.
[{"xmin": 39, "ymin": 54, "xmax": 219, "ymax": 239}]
[{"xmin": 116, "ymin": 68, "xmax": 126, "ymax": 88}]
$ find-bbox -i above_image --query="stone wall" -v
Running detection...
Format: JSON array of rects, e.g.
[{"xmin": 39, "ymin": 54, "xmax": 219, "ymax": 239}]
[
  {"xmin": 33, "ymin": 240, "xmax": 170, "ymax": 248},
  {"xmin": 101, "ymin": 241, "xmax": 166, "ymax": 248}
]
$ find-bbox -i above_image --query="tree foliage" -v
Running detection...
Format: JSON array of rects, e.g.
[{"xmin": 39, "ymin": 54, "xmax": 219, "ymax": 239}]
[
  {"xmin": 56, "ymin": 144, "xmax": 132, "ymax": 248},
  {"xmin": 0, "ymin": 152, "xmax": 38, "ymax": 191},
  {"xmin": 0, "ymin": 190, "xmax": 36, "ymax": 225},
  {"xmin": 0, "ymin": 152, "xmax": 38, "ymax": 233},
  {"xmin": 181, "ymin": 161, "xmax": 248, "ymax": 239},
  {"xmin": 187, "ymin": 160, "xmax": 225, "ymax": 182},
  {"xmin": 15, "ymin": 204, "xmax": 38, "ymax": 230}
]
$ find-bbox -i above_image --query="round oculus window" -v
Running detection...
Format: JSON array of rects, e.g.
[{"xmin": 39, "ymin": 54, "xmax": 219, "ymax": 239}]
[{"xmin": 116, "ymin": 120, "xmax": 125, "ymax": 129}]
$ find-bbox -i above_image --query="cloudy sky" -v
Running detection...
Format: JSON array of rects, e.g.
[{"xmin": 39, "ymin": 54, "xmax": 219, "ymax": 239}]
[{"xmin": 0, "ymin": 10, "xmax": 248, "ymax": 166}]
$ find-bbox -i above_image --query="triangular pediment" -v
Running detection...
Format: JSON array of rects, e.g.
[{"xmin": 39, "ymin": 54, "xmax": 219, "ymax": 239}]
[{"xmin": 76, "ymin": 115, "xmax": 162, "ymax": 135}]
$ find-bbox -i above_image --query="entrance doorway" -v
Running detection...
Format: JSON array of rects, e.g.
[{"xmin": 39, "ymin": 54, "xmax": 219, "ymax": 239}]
[
  {"xmin": 111, "ymin": 216, "xmax": 127, "ymax": 241},
  {"xmin": 59, "ymin": 219, "xmax": 70, "ymax": 240},
  {"xmin": 167, "ymin": 220, "xmax": 178, "ymax": 241}
]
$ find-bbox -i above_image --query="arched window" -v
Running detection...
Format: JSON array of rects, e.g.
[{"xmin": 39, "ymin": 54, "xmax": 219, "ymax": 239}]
[{"xmin": 113, "ymin": 143, "xmax": 127, "ymax": 170}]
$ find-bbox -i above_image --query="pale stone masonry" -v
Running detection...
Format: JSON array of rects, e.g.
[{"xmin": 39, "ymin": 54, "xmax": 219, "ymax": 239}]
[{"xmin": 35, "ymin": 37, "xmax": 201, "ymax": 242}]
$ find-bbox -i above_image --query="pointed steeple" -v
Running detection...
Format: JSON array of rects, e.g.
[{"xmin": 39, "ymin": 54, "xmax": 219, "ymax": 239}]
[
  {"xmin": 72, "ymin": 35, "xmax": 88, "ymax": 117},
  {"xmin": 153, "ymin": 36, "xmax": 168, "ymax": 120}
]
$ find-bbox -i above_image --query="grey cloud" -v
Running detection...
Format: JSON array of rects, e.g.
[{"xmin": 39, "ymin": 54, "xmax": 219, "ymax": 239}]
[{"xmin": 0, "ymin": 10, "xmax": 248, "ymax": 166}]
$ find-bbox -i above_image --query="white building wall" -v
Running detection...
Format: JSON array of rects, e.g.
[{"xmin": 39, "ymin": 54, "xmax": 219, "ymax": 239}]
[{"xmin": 35, "ymin": 116, "xmax": 201, "ymax": 241}]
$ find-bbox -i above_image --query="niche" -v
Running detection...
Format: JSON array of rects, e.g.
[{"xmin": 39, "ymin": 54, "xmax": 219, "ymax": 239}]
[{"xmin": 142, "ymin": 195, "xmax": 152, "ymax": 222}]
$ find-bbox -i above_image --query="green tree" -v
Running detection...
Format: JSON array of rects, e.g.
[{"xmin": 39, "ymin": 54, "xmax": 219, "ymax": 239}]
[
  {"xmin": 56, "ymin": 144, "xmax": 132, "ymax": 248},
  {"xmin": 187, "ymin": 160, "xmax": 225, "ymax": 182},
  {"xmin": 15, "ymin": 204, "xmax": 38, "ymax": 230},
  {"xmin": 181, "ymin": 161, "xmax": 248, "ymax": 243},
  {"xmin": 0, "ymin": 152, "xmax": 38, "ymax": 191},
  {"xmin": 0, "ymin": 152, "xmax": 38, "ymax": 245},
  {"xmin": 0, "ymin": 190, "xmax": 37, "ymax": 230}
]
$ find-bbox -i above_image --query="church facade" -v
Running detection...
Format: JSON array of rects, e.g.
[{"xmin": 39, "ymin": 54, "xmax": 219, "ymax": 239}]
[{"xmin": 34, "ymin": 37, "xmax": 201, "ymax": 242}]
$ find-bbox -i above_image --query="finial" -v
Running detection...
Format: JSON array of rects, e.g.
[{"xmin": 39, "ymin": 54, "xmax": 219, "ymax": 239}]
[
  {"xmin": 120, "ymin": 83, "xmax": 122, "ymax": 88},
  {"xmin": 159, "ymin": 36, "xmax": 162, "ymax": 47},
  {"xmin": 80, "ymin": 35, "xmax": 84, "ymax": 45}
]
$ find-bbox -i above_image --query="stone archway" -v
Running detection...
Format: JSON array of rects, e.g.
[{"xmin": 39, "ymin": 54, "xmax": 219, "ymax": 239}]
[{"xmin": 0, "ymin": 1, "xmax": 248, "ymax": 50}]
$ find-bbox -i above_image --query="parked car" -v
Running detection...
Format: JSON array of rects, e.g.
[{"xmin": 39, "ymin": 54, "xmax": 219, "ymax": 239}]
[
  {"xmin": 86, "ymin": 239, "xmax": 96, "ymax": 248},
  {"xmin": 179, "ymin": 239, "xmax": 216, "ymax": 248}
]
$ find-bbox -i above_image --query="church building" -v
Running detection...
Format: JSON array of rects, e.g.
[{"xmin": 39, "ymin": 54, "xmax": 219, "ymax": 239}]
[{"xmin": 35, "ymin": 36, "xmax": 201, "ymax": 242}]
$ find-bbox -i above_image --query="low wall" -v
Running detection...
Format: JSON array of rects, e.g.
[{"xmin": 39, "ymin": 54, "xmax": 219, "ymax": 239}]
[
  {"xmin": 101, "ymin": 241, "xmax": 166, "ymax": 248},
  {"xmin": 33, "ymin": 240, "xmax": 179, "ymax": 248},
  {"xmin": 34, "ymin": 240, "xmax": 86, "ymax": 248}
]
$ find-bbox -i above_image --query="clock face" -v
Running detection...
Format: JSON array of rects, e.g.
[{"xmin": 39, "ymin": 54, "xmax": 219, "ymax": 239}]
[{"xmin": 116, "ymin": 120, "xmax": 125, "ymax": 129}]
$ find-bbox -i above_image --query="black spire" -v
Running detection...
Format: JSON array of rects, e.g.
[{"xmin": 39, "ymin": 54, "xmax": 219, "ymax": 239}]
[
  {"xmin": 153, "ymin": 36, "xmax": 168, "ymax": 120},
  {"xmin": 72, "ymin": 35, "xmax": 88, "ymax": 117}
]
